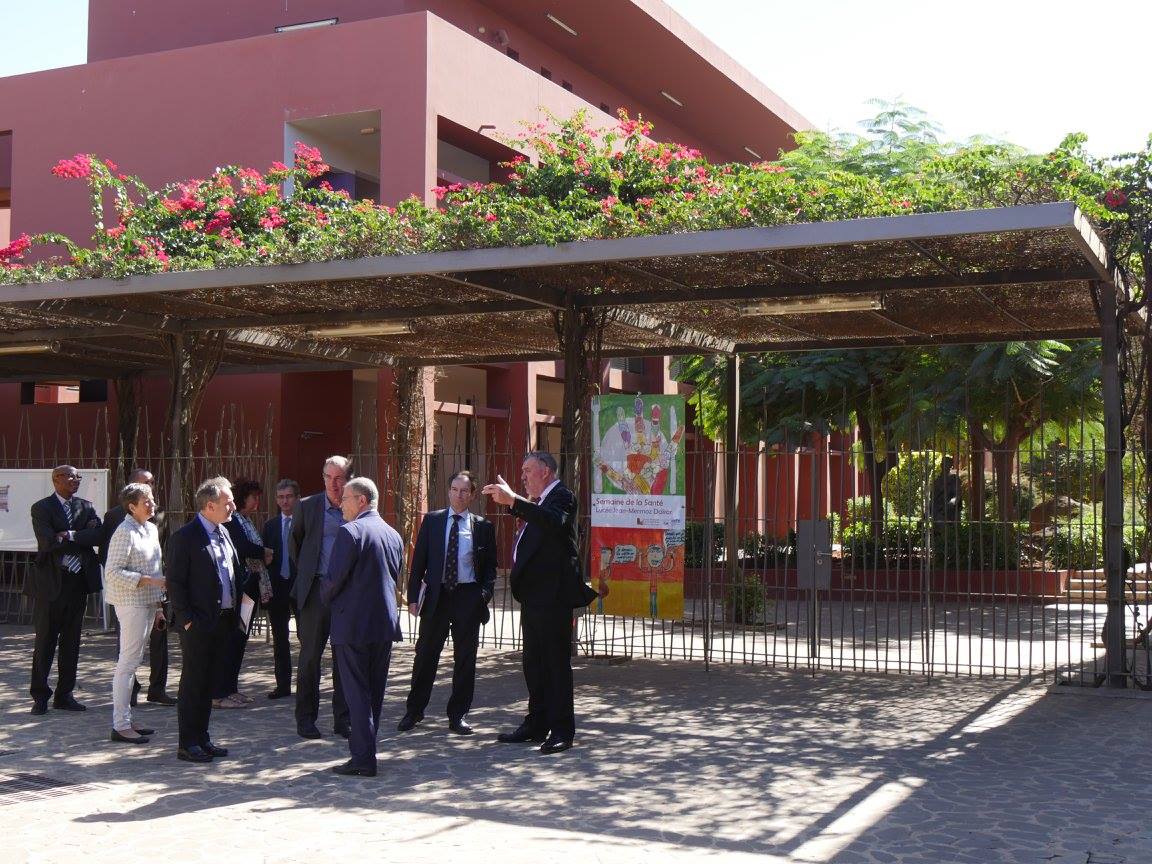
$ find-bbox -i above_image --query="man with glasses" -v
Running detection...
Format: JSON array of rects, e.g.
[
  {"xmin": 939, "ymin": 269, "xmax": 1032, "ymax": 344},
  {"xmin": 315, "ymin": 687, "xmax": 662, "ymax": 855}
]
[
  {"xmin": 290, "ymin": 456, "xmax": 352, "ymax": 739},
  {"xmin": 27, "ymin": 465, "xmax": 104, "ymax": 715}
]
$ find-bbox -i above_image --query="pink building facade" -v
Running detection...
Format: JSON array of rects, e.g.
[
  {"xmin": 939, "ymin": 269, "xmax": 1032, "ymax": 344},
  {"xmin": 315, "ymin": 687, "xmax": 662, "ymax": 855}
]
[{"xmin": 0, "ymin": 1, "xmax": 853, "ymax": 531}]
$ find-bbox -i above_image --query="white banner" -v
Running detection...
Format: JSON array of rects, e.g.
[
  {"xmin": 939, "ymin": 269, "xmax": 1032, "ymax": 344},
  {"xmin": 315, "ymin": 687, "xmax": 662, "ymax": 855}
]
[
  {"xmin": 0, "ymin": 469, "xmax": 110, "ymax": 552},
  {"xmin": 589, "ymin": 492, "xmax": 685, "ymax": 530}
]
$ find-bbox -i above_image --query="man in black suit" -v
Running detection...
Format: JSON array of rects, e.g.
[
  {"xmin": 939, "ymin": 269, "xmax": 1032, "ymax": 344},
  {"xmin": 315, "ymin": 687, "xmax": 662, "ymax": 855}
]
[
  {"xmin": 482, "ymin": 451, "xmax": 597, "ymax": 754},
  {"xmin": 321, "ymin": 477, "xmax": 404, "ymax": 777},
  {"xmin": 289, "ymin": 456, "xmax": 351, "ymax": 739},
  {"xmin": 98, "ymin": 467, "xmax": 176, "ymax": 707},
  {"xmin": 167, "ymin": 476, "xmax": 244, "ymax": 764},
  {"xmin": 27, "ymin": 465, "xmax": 104, "ymax": 715},
  {"xmin": 261, "ymin": 478, "xmax": 299, "ymax": 699},
  {"xmin": 398, "ymin": 470, "xmax": 497, "ymax": 736}
]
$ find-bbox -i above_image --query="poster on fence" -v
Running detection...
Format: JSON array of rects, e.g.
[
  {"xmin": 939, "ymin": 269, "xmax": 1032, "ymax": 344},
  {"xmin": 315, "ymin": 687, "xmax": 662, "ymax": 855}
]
[
  {"xmin": 590, "ymin": 393, "xmax": 685, "ymax": 619},
  {"xmin": 0, "ymin": 469, "xmax": 110, "ymax": 552}
]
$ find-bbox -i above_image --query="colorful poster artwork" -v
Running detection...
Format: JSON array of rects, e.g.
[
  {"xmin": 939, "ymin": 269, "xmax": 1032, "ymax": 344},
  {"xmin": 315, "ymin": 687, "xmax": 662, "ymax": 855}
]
[{"xmin": 590, "ymin": 394, "xmax": 686, "ymax": 619}]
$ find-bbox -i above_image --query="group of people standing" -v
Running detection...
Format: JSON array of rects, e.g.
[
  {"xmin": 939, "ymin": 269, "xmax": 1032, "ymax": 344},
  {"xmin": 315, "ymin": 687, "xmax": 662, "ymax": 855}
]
[{"xmin": 27, "ymin": 450, "xmax": 597, "ymax": 775}]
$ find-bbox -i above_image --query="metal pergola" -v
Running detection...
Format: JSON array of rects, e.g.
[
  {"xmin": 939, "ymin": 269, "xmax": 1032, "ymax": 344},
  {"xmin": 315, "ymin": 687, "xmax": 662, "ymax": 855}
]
[{"xmin": 0, "ymin": 201, "xmax": 1134, "ymax": 684}]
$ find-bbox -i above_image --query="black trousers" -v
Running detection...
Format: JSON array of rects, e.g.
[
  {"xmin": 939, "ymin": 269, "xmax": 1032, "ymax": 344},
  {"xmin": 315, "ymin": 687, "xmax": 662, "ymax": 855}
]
[
  {"xmin": 212, "ymin": 618, "xmax": 250, "ymax": 699},
  {"xmin": 519, "ymin": 603, "xmax": 576, "ymax": 740},
  {"xmin": 177, "ymin": 611, "xmax": 234, "ymax": 750},
  {"xmin": 29, "ymin": 573, "xmax": 88, "ymax": 703},
  {"xmin": 266, "ymin": 595, "xmax": 294, "ymax": 693},
  {"xmin": 295, "ymin": 581, "xmax": 348, "ymax": 728},
  {"xmin": 333, "ymin": 641, "xmax": 392, "ymax": 770},
  {"xmin": 405, "ymin": 583, "xmax": 484, "ymax": 721}
]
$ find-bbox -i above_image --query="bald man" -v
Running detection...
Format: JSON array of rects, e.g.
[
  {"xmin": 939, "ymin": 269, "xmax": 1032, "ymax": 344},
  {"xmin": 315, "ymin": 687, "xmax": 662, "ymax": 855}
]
[{"xmin": 27, "ymin": 465, "xmax": 104, "ymax": 715}]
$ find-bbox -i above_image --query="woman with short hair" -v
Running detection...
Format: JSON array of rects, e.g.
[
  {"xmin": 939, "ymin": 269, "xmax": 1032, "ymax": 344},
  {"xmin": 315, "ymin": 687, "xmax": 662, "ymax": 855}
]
[{"xmin": 105, "ymin": 482, "xmax": 166, "ymax": 744}]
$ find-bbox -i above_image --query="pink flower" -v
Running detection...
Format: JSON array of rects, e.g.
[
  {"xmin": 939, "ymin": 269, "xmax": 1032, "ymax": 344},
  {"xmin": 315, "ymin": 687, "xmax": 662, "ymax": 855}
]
[
  {"xmin": 483, "ymin": 212, "xmax": 498, "ymax": 222},
  {"xmin": 598, "ymin": 195, "xmax": 619, "ymax": 214},
  {"xmin": 0, "ymin": 233, "xmax": 31, "ymax": 262},
  {"xmin": 51, "ymin": 154, "xmax": 92, "ymax": 179},
  {"xmin": 161, "ymin": 199, "xmax": 181, "ymax": 213},
  {"xmin": 106, "ymin": 225, "xmax": 126, "ymax": 239},
  {"xmin": 218, "ymin": 196, "xmax": 235, "ymax": 208},
  {"xmin": 269, "ymin": 161, "xmax": 290, "ymax": 173},
  {"xmin": 104, "ymin": 159, "xmax": 118, "ymax": 172},
  {"xmin": 293, "ymin": 141, "xmax": 330, "ymax": 178},
  {"xmin": 1104, "ymin": 188, "xmax": 1128, "ymax": 209},
  {"xmin": 204, "ymin": 209, "xmax": 233, "ymax": 233},
  {"xmin": 258, "ymin": 206, "xmax": 287, "ymax": 230},
  {"xmin": 180, "ymin": 220, "xmax": 197, "ymax": 230}
]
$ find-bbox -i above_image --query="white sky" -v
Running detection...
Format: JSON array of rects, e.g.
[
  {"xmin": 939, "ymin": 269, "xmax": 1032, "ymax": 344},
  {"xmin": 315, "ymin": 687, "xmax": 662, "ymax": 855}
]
[{"xmin": 1, "ymin": 0, "xmax": 1147, "ymax": 156}]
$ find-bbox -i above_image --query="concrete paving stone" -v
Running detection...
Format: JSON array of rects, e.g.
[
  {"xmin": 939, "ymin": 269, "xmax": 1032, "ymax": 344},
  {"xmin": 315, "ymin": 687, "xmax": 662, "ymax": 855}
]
[{"xmin": 1, "ymin": 623, "xmax": 1150, "ymax": 863}]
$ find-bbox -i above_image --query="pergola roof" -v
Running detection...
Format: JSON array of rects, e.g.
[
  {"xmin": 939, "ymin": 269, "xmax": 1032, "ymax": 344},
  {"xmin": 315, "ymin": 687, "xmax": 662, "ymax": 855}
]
[{"xmin": 0, "ymin": 201, "xmax": 1117, "ymax": 379}]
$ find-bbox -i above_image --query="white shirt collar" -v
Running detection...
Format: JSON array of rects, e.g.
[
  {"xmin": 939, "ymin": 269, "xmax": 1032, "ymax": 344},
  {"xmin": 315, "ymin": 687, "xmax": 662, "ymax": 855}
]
[
  {"xmin": 55, "ymin": 492, "xmax": 72, "ymax": 509},
  {"xmin": 538, "ymin": 479, "xmax": 561, "ymax": 502}
]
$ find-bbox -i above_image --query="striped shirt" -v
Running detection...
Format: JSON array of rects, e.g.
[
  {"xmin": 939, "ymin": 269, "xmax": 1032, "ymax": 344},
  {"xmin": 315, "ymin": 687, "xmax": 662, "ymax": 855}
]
[{"xmin": 104, "ymin": 517, "xmax": 164, "ymax": 607}]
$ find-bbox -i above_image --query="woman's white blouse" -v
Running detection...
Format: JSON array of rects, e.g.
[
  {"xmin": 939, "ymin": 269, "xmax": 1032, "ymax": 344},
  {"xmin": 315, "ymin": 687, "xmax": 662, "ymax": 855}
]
[{"xmin": 104, "ymin": 518, "xmax": 164, "ymax": 607}]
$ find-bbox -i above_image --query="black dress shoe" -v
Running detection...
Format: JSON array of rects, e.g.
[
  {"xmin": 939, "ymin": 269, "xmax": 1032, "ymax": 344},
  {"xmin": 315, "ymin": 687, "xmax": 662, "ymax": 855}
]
[
  {"xmin": 331, "ymin": 759, "xmax": 376, "ymax": 777},
  {"xmin": 497, "ymin": 725, "xmax": 548, "ymax": 744},
  {"xmin": 539, "ymin": 735, "xmax": 573, "ymax": 754},
  {"xmin": 203, "ymin": 742, "xmax": 229, "ymax": 757},
  {"xmin": 111, "ymin": 729, "xmax": 150, "ymax": 745},
  {"xmin": 52, "ymin": 696, "xmax": 87, "ymax": 712},
  {"xmin": 297, "ymin": 723, "xmax": 322, "ymax": 739},
  {"xmin": 132, "ymin": 726, "xmax": 156, "ymax": 736},
  {"xmin": 147, "ymin": 692, "xmax": 177, "ymax": 706},
  {"xmin": 266, "ymin": 688, "xmax": 291, "ymax": 700},
  {"xmin": 396, "ymin": 712, "xmax": 423, "ymax": 732},
  {"xmin": 177, "ymin": 745, "xmax": 212, "ymax": 763},
  {"xmin": 448, "ymin": 718, "xmax": 474, "ymax": 736},
  {"xmin": 130, "ymin": 679, "xmax": 141, "ymax": 707},
  {"xmin": 334, "ymin": 725, "xmax": 351, "ymax": 739},
  {"xmin": 30, "ymin": 700, "xmax": 47, "ymax": 716}
]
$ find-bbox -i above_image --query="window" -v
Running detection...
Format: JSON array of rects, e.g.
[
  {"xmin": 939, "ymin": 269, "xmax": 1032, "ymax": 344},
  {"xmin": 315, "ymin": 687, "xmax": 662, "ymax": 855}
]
[
  {"xmin": 506, "ymin": 47, "xmax": 519, "ymax": 61},
  {"xmin": 539, "ymin": 67, "xmax": 552, "ymax": 81},
  {"xmin": 599, "ymin": 102, "xmax": 612, "ymax": 114},
  {"xmin": 561, "ymin": 80, "xmax": 573, "ymax": 92},
  {"xmin": 610, "ymin": 357, "xmax": 646, "ymax": 375},
  {"xmin": 19, "ymin": 380, "xmax": 108, "ymax": 405}
]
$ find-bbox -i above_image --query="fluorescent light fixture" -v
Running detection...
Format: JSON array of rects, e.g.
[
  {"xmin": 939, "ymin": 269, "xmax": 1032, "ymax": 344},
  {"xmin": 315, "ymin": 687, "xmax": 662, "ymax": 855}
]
[
  {"xmin": 0, "ymin": 342, "xmax": 55, "ymax": 355},
  {"xmin": 742, "ymin": 295, "xmax": 884, "ymax": 316},
  {"xmin": 660, "ymin": 90, "xmax": 684, "ymax": 108},
  {"xmin": 546, "ymin": 13, "xmax": 578, "ymax": 36},
  {"xmin": 744, "ymin": 146, "xmax": 762, "ymax": 160},
  {"xmin": 275, "ymin": 18, "xmax": 338, "ymax": 33},
  {"xmin": 308, "ymin": 322, "xmax": 412, "ymax": 338},
  {"xmin": 359, "ymin": 127, "xmax": 378, "ymax": 135}
]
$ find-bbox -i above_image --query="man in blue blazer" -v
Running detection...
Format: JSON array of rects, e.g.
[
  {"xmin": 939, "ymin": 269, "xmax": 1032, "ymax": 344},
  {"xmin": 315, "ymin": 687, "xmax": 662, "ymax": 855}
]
[
  {"xmin": 167, "ymin": 477, "xmax": 246, "ymax": 764},
  {"xmin": 261, "ymin": 478, "xmax": 299, "ymax": 699},
  {"xmin": 398, "ymin": 470, "xmax": 497, "ymax": 736},
  {"xmin": 321, "ymin": 477, "xmax": 403, "ymax": 778}
]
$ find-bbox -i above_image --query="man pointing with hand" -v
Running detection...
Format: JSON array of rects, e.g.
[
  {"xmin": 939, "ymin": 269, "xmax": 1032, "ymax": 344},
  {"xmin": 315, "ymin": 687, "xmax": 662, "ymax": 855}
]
[{"xmin": 482, "ymin": 452, "xmax": 596, "ymax": 754}]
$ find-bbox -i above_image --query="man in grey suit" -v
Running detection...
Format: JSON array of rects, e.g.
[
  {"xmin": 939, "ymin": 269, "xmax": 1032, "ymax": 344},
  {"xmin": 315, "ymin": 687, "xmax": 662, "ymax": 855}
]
[
  {"xmin": 321, "ymin": 477, "xmax": 403, "ymax": 777},
  {"xmin": 289, "ymin": 455, "xmax": 351, "ymax": 739}
]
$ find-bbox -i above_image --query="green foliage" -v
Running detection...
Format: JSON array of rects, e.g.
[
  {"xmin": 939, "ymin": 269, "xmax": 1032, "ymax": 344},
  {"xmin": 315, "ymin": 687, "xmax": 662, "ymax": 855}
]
[
  {"xmin": 682, "ymin": 520, "xmax": 725, "ymax": 568},
  {"xmin": 931, "ymin": 521, "xmax": 1024, "ymax": 570},
  {"xmin": 725, "ymin": 571, "xmax": 767, "ymax": 625},
  {"xmin": 882, "ymin": 451, "xmax": 944, "ymax": 517},
  {"xmin": 1024, "ymin": 441, "xmax": 1104, "ymax": 502}
]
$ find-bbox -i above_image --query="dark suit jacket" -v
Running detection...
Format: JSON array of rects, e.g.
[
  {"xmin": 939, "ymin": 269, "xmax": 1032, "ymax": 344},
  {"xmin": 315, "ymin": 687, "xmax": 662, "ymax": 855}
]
[
  {"xmin": 289, "ymin": 492, "xmax": 338, "ymax": 603},
  {"xmin": 407, "ymin": 509, "xmax": 497, "ymax": 623},
  {"xmin": 98, "ymin": 504, "xmax": 128, "ymax": 567},
  {"xmin": 166, "ymin": 516, "xmax": 249, "ymax": 630},
  {"xmin": 509, "ymin": 482, "xmax": 598, "ymax": 609},
  {"xmin": 262, "ymin": 513, "xmax": 297, "ymax": 603},
  {"xmin": 321, "ymin": 509, "xmax": 403, "ymax": 646},
  {"xmin": 27, "ymin": 494, "xmax": 103, "ymax": 600}
]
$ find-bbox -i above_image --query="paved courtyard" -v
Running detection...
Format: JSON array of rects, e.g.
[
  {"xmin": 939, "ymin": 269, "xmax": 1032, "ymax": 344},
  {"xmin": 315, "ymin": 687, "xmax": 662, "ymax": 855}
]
[{"xmin": 0, "ymin": 624, "xmax": 1149, "ymax": 864}]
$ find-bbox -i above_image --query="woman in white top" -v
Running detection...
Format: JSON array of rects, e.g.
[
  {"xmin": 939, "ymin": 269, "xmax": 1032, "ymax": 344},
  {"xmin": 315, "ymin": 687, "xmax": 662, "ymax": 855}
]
[{"xmin": 105, "ymin": 482, "xmax": 166, "ymax": 744}]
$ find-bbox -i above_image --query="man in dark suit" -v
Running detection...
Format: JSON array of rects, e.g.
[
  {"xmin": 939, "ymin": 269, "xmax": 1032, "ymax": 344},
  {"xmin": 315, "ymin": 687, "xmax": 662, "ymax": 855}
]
[
  {"xmin": 27, "ymin": 464, "xmax": 104, "ymax": 715},
  {"xmin": 398, "ymin": 470, "xmax": 497, "ymax": 736},
  {"xmin": 482, "ymin": 452, "xmax": 597, "ymax": 754},
  {"xmin": 321, "ymin": 477, "xmax": 403, "ymax": 777},
  {"xmin": 98, "ymin": 467, "xmax": 176, "ymax": 707},
  {"xmin": 167, "ymin": 476, "xmax": 244, "ymax": 764},
  {"xmin": 289, "ymin": 456, "xmax": 351, "ymax": 739},
  {"xmin": 261, "ymin": 478, "xmax": 299, "ymax": 699}
]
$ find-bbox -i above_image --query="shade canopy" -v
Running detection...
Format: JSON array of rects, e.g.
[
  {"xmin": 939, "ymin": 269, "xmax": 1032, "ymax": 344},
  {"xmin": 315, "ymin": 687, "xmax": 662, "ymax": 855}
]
[{"xmin": 0, "ymin": 201, "xmax": 1117, "ymax": 379}]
